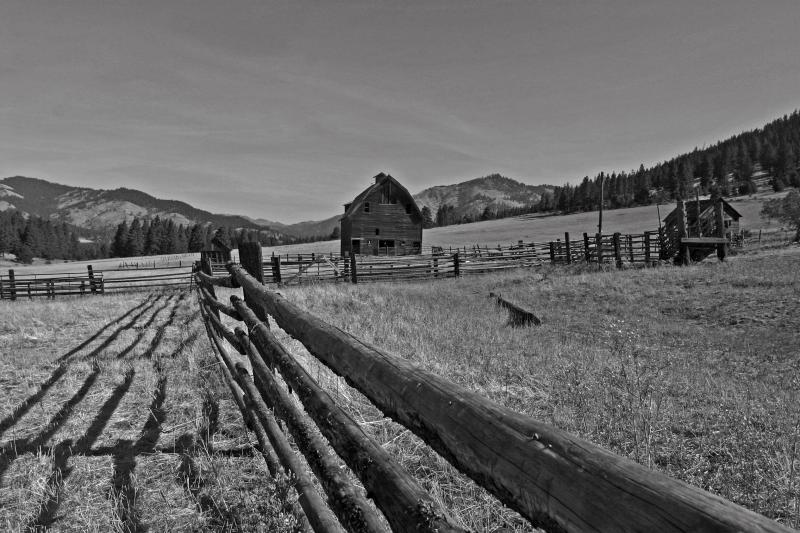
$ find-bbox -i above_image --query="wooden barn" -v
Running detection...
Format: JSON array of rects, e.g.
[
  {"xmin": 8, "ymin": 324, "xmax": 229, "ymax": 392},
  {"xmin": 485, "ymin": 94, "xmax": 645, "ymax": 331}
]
[
  {"xmin": 662, "ymin": 197, "xmax": 742, "ymax": 263},
  {"xmin": 340, "ymin": 173, "xmax": 423, "ymax": 256}
]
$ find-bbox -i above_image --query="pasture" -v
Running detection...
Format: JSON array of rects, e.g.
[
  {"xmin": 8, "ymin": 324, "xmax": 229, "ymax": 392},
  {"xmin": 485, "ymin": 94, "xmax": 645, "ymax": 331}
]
[
  {"xmin": 0, "ymin": 293, "xmax": 297, "ymax": 531},
  {"xmin": 1, "ymin": 204, "xmax": 798, "ymax": 530}
]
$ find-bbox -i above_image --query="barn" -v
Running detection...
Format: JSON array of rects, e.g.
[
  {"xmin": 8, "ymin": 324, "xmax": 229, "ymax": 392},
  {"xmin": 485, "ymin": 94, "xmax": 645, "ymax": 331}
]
[{"xmin": 340, "ymin": 173, "xmax": 423, "ymax": 256}]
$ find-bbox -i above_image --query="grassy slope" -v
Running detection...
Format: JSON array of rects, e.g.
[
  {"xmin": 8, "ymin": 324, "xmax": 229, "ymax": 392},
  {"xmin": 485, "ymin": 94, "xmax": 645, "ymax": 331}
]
[
  {"xmin": 278, "ymin": 245, "xmax": 800, "ymax": 530},
  {"xmin": 0, "ymin": 292, "xmax": 296, "ymax": 532}
]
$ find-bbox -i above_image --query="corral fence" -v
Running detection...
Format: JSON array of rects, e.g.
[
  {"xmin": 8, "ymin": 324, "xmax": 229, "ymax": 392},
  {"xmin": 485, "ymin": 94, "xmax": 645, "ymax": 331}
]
[
  {"xmin": 0, "ymin": 264, "xmax": 194, "ymax": 300},
  {"xmin": 208, "ymin": 230, "xmax": 667, "ymax": 286},
  {"xmin": 191, "ymin": 243, "xmax": 791, "ymax": 532}
]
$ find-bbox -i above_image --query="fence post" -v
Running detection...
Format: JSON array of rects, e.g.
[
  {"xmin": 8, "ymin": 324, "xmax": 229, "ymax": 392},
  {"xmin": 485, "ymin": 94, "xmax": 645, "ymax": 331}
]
[
  {"xmin": 627, "ymin": 234, "xmax": 634, "ymax": 263},
  {"xmin": 613, "ymin": 233, "xmax": 623, "ymax": 268},
  {"xmin": 87, "ymin": 265, "xmax": 97, "ymax": 294},
  {"xmin": 271, "ymin": 256, "xmax": 282, "ymax": 284},
  {"xmin": 453, "ymin": 252, "xmax": 460, "ymax": 277},
  {"xmin": 8, "ymin": 270, "xmax": 14, "ymax": 301},
  {"xmin": 239, "ymin": 241, "xmax": 268, "ymax": 323},
  {"xmin": 349, "ymin": 252, "xmax": 358, "ymax": 284},
  {"xmin": 27, "ymin": 282, "xmax": 32, "ymax": 299},
  {"xmin": 433, "ymin": 257, "xmax": 439, "ymax": 278},
  {"xmin": 714, "ymin": 195, "xmax": 727, "ymax": 261},
  {"xmin": 595, "ymin": 233, "xmax": 603, "ymax": 265},
  {"xmin": 583, "ymin": 233, "xmax": 591, "ymax": 262},
  {"xmin": 548, "ymin": 242, "xmax": 556, "ymax": 263},
  {"xmin": 644, "ymin": 232, "xmax": 651, "ymax": 264},
  {"xmin": 564, "ymin": 232, "xmax": 572, "ymax": 264}
]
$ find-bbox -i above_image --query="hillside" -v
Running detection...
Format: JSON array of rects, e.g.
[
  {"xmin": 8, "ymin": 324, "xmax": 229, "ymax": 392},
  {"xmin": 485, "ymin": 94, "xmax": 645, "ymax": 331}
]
[
  {"xmin": 248, "ymin": 214, "xmax": 341, "ymax": 240},
  {"xmin": 0, "ymin": 176, "xmax": 273, "ymax": 237},
  {"xmin": 414, "ymin": 174, "xmax": 552, "ymax": 222}
]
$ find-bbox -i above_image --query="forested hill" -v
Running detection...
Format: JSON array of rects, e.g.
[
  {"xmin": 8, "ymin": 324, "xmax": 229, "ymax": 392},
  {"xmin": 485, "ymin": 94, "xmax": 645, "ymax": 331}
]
[
  {"xmin": 538, "ymin": 110, "xmax": 800, "ymax": 213},
  {"xmin": 0, "ymin": 176, "xmax": 267, "ymax": 234}
]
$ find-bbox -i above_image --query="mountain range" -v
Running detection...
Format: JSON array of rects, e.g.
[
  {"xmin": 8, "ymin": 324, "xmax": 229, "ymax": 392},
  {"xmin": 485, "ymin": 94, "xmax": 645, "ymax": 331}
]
[{"xmin": 1, "ymin": 174, "xmax": 547, "ymax": 240}]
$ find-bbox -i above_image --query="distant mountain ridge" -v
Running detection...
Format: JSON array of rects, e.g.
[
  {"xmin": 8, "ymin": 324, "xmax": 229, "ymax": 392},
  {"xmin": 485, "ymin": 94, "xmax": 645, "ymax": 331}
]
[
  {"xmin": 413, "ymin": 174, "xmax": 552, "ymax": 221},
  {"xmin": 246, "ymin": 174, "xmax": 551, "ymax": 238},
  {"xmin": 0, "ymin": 173, "xmax": 552, "ymax": 241},
  {"xmin": 0, "ymin": 176, "xmax": 274, "ymax": 238}
]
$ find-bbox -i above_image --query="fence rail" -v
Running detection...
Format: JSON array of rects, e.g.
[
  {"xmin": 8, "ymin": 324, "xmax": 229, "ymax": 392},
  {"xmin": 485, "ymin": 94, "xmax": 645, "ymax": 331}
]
[
  {"xmin": 0, "ymin": 264, "xmax": 193, "ymax": 300},
  {"xmin": 191, "ymin": 252, "xmax": 792, "ymax": 533}
]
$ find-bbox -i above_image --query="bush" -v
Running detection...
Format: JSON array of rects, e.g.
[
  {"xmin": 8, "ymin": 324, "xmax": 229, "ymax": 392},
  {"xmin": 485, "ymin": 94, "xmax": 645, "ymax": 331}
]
[{"xmin": 15, "ymin": 245, "xmax": 34, "ymax": 264}]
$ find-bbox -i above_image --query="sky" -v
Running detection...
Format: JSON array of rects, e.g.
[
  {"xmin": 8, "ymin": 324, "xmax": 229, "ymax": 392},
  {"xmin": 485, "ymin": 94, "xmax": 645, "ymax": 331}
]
[{"xmin": 1, "ymin": 1, "xmax": 799, "ymax": 223}]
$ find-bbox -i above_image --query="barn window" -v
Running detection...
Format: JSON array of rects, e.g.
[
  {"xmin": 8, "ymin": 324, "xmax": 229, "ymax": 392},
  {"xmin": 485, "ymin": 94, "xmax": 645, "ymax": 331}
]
[
  {"xmin": 375, "ymin": 228, "xmax": 380, "ymax": 235},
  {"xmin": 378, "ymin": 239, "xmax": 395, "ymax": 248},
  {"xmin": 364, "ymin": 202, "xmax": 370, "ymax": 213}
]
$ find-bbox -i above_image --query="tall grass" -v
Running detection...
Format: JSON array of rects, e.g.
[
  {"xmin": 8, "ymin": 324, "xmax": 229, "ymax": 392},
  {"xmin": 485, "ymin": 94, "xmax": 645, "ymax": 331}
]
[{"xmin": 277, "ymin": 246, "xmax": 800, "ymax": 529}]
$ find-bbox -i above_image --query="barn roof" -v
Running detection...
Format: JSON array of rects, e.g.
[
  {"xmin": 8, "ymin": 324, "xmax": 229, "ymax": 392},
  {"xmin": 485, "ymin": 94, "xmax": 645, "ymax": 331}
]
[
  {"xmin": 663, "ymin": 198, "xmax": 742, "ymax": 225},
  {"xmin": 341, "ymin": 173, "xmax": 422, "ymax": 220}
]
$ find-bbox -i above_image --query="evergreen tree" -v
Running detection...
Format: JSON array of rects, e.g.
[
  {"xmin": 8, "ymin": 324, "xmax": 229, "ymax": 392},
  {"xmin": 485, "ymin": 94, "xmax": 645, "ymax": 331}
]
[
  {"xmin": 111, "ymin": 220, "xmax": 129, "ymax": 257},
  {"xmin": 127, "ymin": 218, "xmax": 145, "ymax": 257}
]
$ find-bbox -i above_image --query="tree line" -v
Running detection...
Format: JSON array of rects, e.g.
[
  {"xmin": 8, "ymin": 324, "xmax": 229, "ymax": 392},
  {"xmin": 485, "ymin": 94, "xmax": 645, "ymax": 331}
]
[
  {"xmin": 427, "ymin": 110, "xmax": 800, "ymax": 228},
  {"xmin": 0, "ymin": 211, "xmax": 99, "ymax": 263},
  {"xmin": 109, "ymin": 217, "xmax": 285, "ymax": 258}
]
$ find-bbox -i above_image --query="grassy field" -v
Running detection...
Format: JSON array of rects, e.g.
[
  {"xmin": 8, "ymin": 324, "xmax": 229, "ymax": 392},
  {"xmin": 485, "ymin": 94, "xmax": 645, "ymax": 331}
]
[
  {"xmin": 274, "ymin": 243, "xmax": 800, "ymax": 530},
  {"xmin": 2, "ymin": 207, "xmax": 798, "ymax": 530},
  {"xmin": 0, "ymin": 291, "xmax": 297, "ymax": 532}
]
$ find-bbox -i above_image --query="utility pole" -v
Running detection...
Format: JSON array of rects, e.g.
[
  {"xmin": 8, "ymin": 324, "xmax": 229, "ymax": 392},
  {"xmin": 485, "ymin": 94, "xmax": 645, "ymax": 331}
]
[{"xmin": 598, "ymin": 173, "xmax": 604, "ymax": 235}]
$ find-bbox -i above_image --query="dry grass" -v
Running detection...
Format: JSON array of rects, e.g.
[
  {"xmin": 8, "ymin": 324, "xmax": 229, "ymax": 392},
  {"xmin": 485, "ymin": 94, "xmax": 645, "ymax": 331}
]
[
  {"xmin": 275, "ymin": 244, "xmax": 800, "ymax": 530},
  {"xmin": 0, "ymin": 290, "xmax": 296, "ymax": 532}
]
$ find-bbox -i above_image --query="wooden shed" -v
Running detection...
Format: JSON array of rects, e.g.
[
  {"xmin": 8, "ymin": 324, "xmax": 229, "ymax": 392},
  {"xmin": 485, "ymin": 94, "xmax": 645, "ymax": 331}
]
[
  {"xmin": 663, "ymin": 198, "xmax": 742, "ymax": 240},
  {"xmin": 340, "ymin": 173, "xmax": 423, "ymax": 256},
  {"xmin": 662, "ymin": 197, "xmax": 742, "ymax": 263}
]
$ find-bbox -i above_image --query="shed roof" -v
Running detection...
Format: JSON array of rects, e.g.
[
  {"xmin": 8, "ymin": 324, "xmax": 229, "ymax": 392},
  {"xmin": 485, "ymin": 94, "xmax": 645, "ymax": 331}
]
[
  {"xmin": 341, "ymin": 173, "xmax": 422, "ymax": 220},
  {"xmin": 663, "ymin": 199, "xmax": 742, "ymax": 225}
]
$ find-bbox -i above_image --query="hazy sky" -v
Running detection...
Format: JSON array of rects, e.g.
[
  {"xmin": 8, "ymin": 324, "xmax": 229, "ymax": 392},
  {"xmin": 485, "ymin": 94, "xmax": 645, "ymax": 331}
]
[{"xmin": 2, "ymin": 1, "xmax": 799, "ymax": 223}]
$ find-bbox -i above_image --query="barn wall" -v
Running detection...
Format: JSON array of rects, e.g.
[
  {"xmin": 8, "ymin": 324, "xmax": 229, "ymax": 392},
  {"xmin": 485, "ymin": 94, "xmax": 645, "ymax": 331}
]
[{"xmin": 340, "ymin": 185, "xmax": 422, "ymax": 255}]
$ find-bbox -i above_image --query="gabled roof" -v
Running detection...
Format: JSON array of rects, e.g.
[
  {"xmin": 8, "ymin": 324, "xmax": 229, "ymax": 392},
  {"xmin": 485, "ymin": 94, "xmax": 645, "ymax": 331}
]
[
  {"xmin": 663, "ymin": 198, "xmax": 742, "ymax": 225},
  {"xmin": 341, "ymin": 173, "xmax": 422, "ymax": 221}
]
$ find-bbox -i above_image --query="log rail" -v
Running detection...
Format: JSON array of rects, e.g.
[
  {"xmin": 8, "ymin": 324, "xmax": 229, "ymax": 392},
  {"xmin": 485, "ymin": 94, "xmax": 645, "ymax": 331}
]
[{"xmin": 192, "ymin": 257, "xmax": 794, "ymax": 533}]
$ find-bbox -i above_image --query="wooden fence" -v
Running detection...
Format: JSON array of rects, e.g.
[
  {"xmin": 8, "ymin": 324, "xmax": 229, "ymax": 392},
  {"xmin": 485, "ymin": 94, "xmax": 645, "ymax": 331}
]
[
  {"xmin": 0, "ymin": 265, "xmax": 193, "ymax": 300},
  {"xmin": 232, "ymin": 231, "xmax": 666, "ymax": 286},
  {"xmin": 192, "ymin": 249, "xmax": 792, "ymax": 532}
]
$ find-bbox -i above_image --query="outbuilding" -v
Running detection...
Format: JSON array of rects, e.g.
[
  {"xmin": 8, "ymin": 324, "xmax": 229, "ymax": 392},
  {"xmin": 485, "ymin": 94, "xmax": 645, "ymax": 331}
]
[{"xmin": 340, "ymin": 173, "xmax": 423, "ymax": 256}]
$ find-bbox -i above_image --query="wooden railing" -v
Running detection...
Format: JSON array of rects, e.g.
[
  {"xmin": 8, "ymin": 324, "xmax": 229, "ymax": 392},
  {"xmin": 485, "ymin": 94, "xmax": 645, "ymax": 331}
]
[{"xmin": 192, "ymin": 253, "xmax": 793, "ymax": 533}]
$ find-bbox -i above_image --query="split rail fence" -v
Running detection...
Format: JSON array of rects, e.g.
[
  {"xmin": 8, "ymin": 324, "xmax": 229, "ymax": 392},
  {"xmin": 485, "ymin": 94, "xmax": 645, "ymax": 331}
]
[
  {"xmin": 192, "ymin": 244, "xmax": 791, "ymax": 532},
  {"xmin": 0, "ymin": 264, "xmax": 193, "ymax": 300},
  {"xmin": 209, "ymin": 230, "xmax": 666, "ymax": 286}
]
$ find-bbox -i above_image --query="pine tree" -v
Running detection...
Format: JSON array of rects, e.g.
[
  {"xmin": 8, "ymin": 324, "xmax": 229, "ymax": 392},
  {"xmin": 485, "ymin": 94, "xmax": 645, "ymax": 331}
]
[
  {"xmin": 111, "ymin": 221, "xmax": 129, "ymax": 257},
  {"xmin": 127, "ymin": 218, "xmax": 145, "ymax": 257}
]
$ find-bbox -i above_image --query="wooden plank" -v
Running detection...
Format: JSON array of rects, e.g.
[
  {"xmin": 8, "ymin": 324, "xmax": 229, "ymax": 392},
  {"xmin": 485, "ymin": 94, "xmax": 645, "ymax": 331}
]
[
  {"xmin": 228, "ymin": 263, "xmax": 793, "ymax": 533},
  {"xmin": 680, "ymin": 237, "xmax": 729, "ymax": 244}
]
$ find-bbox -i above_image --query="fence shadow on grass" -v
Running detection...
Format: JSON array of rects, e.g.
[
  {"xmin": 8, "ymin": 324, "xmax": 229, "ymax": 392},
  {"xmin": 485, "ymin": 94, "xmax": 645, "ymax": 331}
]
[
  {"xmin": 27, "ymin": 368, "xmax": 136, "ymax": 530},
  {"xmin": 0, "ymin": 297, "xmax": 161, "ymax": 441}
]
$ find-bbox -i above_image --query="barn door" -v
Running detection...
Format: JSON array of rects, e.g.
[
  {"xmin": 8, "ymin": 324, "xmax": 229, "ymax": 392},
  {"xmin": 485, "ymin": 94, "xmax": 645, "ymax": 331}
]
[{"xmin": 351, "ymin": 239, "xmax": 361, "ymax": 254}]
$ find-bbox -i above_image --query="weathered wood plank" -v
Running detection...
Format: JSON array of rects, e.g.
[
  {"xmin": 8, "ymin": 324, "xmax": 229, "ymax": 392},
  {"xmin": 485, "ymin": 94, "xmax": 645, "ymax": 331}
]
[{"xmin": 228, "ymin": 263, "xmax": 793, "ymax": 533}]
